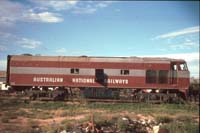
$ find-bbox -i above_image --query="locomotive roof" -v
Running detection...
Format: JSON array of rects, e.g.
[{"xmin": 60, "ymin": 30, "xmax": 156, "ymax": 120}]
[{"xmin": 9, "ymin": 55, "xmax": 186, "ymax": 63}]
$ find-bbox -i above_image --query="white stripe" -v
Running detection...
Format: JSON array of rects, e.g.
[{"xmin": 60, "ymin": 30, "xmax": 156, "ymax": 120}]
[
  {"xmin": 177, "ymin": 71, "xmax": 190, "ymax": 78},
  {"xmin": 10, "ymin": 67, "xmax": 145, "ymax": 76},
  {"xmin": 104, "ymin": 69, "xmax": 145, "ymax": 77},
  {"xmin": 10, "ymin": 67, "xmax": 94, "ymax": 75},
  {"xmin": 130, "ymin": 70, "xmax": 146, "ymax": 77},
  {"xmin": 10, "ymin": 67, "xmax": 189, "ymax": 78}
]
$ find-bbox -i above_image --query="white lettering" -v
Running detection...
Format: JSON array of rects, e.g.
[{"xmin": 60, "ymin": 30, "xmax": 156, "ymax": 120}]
[
  {"xmin": 72, "ymin": 78, "xmax": 95, "ymax": 84},
  {"xmin": 33, "ymin": 77, "xmax": 63, "ymax": 83},
  {"xmin": 72, "ymin": 78, "xmax": 128, "ymax": 85}
]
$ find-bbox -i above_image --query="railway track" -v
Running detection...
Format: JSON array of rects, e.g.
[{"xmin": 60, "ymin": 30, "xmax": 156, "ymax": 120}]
[
  {"xmin": 1, "ymin": 90, "xmax": 198, "ymax": 104},
  {"xmin": 41, "ymin": 98, "xmax": 141, "ymax": 103},
  {"xmin": 9, "ymin": 96, "xmax": 170, "ymax": 104},
  {"xmin": 0, "ymin": 94, "xmax": 163, "ymax": 104},
  {"xmin": 1, "ymin": 94, "xmax": 199, "ymax": 105}
]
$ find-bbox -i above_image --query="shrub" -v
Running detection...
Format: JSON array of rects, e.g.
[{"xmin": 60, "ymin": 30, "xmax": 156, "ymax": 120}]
[
  {"xmin": 160, "ymin": 121, "xmax": 199, "ymax": 133},
  {"xmin": 175, "ymin": 115, "xmax": 194, "ymax": 123},
  {"xmin": 156, "ymin": 115, "xmax": 173, "ymax": 123},
  {"xmin": 1, "ymin": 117, "xmax": 9, "ymax": 123},
  {"xmin": 4, "ymin": 112, "xmax": 18, "ymax": 119},
  {"xmin": 117, "ymin": 117, "xmax": 129, "ymax": 131}
]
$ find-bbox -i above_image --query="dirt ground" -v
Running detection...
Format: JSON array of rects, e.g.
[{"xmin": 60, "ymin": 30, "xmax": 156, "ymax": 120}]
[{"xmin": 0, "ymin": 96, "xmax": 199, "ymax": 133}]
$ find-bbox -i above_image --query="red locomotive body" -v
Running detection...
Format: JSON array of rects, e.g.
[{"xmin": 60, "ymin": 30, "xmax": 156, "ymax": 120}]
[{"xmin": 6, "ymin": 55, "xmax": 190, "ymax": 100}]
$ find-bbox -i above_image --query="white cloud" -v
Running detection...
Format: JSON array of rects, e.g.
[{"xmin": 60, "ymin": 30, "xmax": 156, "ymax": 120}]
[
  {"xmin": 30, "ymin": 0, "xmax": 78, "ymax": 11},
  {"xmin": 170, "ymin": 53, "xmax": 198, "ymax": 62},
  {"xmin": 72, "ymin": 7, "xmax": 97, "ymax": 14},
  {"xmin": 96, "ymin": 1, "xmax": 114, "ymax": 8},
  {"xmin": 0, "ymin": 60, "xmax": 7, "ymax": 70},
  {"xmin": 55, "ymin": 48, "xmax": 92, "ymax": 55},
  {"xmin": 0, "ymin": 31, "xmax": 43, "ymax": 50},
  {"xmin": 31, "ymin": 1, "xmax": 112, "ymax": 14},
  {"xmin": 48, "ymin": 0, "xmax": 77, "ymax": 10},
  {"xmin": 0, "ymin": 0, "xmax": 114, "ymax": 27},
  {"xmin": 0, "ymin": 0, "xmax": 64, "ymax": 27},
  {"xmin": 141, "ymin": 52, "xmax": 199, "ymax": 62},
  {"xmin": 66, "ymin": 0, "xmax": 78, "ymax": 5},
  {"xmin": 96, "ymin": 2, "xmax": 109, "ymax": 8},
  {"xmin": 55, "ymin": 48, "xmax": 67, "ymax": 53},
  {"xmin": 0, "ymin": 0, "xmax": 25, "ymax": 27},
  {"xmin": 169, "ymin": 41, "xmax": 198, "ymax": 50},
  {"xmin": 152, "ymin": 26, "xmax": 199, "ymax": 52},
  {"xmin": 0, "ymin": 45, "xmax": 7, "ymax": 51},
  {"xmin": 0, "ymin": 32, "xmax": 13, "ymax": 38},
  {"xmin": 153, "ymin": 26, "xmax": 200, "ymax": 40},
  {"xmin": 17, "ymin": 38, "xmax": 42, "ymax": 49},
  {"xmin": 72, "ymin": 1, "xmax": 112, "ymax": 14},
  {"xmin": 24, "ymin": 11, "xmax": 63, "ymax": 23}
]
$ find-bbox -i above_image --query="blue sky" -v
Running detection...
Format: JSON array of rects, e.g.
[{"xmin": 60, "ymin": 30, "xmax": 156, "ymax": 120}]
[{"xmin": 0, "ymin": 0, "xmax": 199, "ymax": 77}]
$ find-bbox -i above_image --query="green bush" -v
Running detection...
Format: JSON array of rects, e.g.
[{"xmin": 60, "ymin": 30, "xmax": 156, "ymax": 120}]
[
  {"xmin": 175, "ymin": 115, "xmax": 194, "ymax": 123},
  {"xmin": 1, "ymin": 117, "xmax": 9, "ymax": 123},
  {"xmin": 156, "ymin": 115, "xmax": 173, "ymax": 123},
  {"xmin": 161, "ymin": 121, "xmax": 199, "ymax": 133},
  {"xmin": 117, "ymin": 117, "xmax": 129, "ymax": 131}
]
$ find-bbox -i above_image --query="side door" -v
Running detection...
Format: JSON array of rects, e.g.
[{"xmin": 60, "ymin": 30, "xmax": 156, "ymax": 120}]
[{"xmin": 95, "ymin": 69, "xmax": 104, "ymax": 84}]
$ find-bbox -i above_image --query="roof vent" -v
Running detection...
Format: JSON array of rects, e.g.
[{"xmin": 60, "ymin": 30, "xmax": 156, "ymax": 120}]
[
  {"xmin": 80, "ymin": 55, "xmax": 87, "ymax": 57},
  {"xmin": 21, "ymin": 53, "xmax": 32, "ymax": 56}
]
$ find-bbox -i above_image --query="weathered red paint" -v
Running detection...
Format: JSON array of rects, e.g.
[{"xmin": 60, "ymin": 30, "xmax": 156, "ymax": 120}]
[
  {"xmin": 9, "ymin": 73, "xmax": 187, "ymax": 90},
  {"xmin": 10, "ymin": 61, "xmax": 170, "ymax": 70},
  {"xmin": 7, "ymin": 55, "xmax": 190, "ymax": 91}
]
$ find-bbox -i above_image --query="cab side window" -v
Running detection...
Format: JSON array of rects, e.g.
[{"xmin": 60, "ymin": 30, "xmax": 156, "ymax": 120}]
[
  {"xmin": 179, "ymin": 63, "xmax": 188, "ymax": 71},
  {"xmin": 172, "ymin": 64, "xmax": 177, "ymax": 70}
]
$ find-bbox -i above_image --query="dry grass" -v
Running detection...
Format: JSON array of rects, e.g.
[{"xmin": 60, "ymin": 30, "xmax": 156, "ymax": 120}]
[{"xmin": 0, "ymin": 97, "xmax": 199, "ymax": 133}]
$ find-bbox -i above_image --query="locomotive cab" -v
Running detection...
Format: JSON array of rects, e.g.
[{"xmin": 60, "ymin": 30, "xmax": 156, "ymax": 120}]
[{"xmin": 170, "ymin": 61, "xmax": 190, "ymax": 88}]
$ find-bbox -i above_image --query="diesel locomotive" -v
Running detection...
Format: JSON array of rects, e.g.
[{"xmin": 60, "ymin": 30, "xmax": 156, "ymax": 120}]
[{"xmin": 6, "ymin": 55, "xmax": 190, "ymax": 102}]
